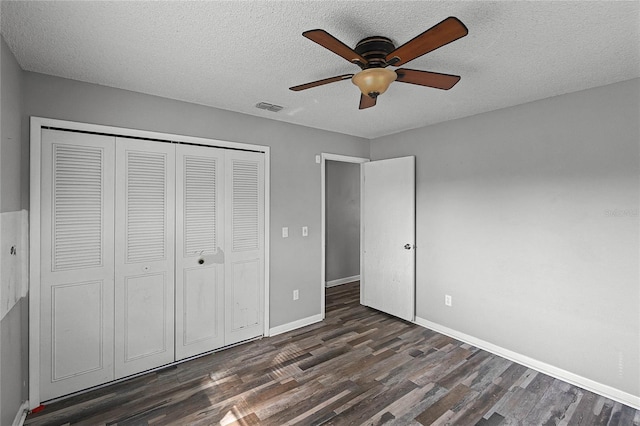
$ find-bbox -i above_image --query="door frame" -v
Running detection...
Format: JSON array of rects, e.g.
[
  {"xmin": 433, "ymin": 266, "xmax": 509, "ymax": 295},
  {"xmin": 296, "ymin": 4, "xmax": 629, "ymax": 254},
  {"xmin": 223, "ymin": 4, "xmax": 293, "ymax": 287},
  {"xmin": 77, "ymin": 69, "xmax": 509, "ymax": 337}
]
[
  {"xmin": 29, "ymin": 116, "xmax": 271, "ymax": 409},
  {"xmin": 320, "ymin": 153, "xmax": 369, "ymax": 319}
]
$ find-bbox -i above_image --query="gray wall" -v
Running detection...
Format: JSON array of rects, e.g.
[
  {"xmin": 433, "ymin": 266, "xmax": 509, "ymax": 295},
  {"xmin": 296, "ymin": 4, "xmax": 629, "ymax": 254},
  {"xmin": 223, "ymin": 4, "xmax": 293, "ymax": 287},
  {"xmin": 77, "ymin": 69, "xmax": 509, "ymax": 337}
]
[
  {"xmin": 1, "ymin": 39, "xmax": 23, "ymax": 212},
  {"xmin": 370, "ymin": 78, "xmax": 640, "ymax": 398},
  {"xmin": 325, "ymin": 160, "xmax": 360, "ymax": 283},
  {"xmin": 22, "ymin": 71, "xmax": 370, "ymax": 328},
  {"xmin": 1, "ymin": 35, "xmax": 27, "ymax": 425}
]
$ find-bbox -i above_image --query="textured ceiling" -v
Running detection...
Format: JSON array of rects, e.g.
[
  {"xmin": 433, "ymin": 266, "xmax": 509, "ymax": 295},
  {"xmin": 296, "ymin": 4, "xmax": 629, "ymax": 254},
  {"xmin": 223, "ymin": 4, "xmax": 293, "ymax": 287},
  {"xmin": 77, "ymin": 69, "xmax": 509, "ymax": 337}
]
[{"xmin": 2, "ymin": 1, "xmax": 639, "ymax": 139}]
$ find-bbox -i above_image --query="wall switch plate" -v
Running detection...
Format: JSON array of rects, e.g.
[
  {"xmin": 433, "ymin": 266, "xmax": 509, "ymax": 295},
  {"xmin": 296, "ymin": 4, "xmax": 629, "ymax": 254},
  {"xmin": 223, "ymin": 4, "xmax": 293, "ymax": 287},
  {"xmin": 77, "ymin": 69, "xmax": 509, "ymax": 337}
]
[
  {"xmin": 293, "ymin": 289, "xmax": 299, "ymax": 300},
  {"xmin": 445, "ymin": 295, "xmax": 452, "ymax": 307},
  {"xmin": 282, "ymin": 227, "xmax": 288, "ymax": 238},
  {"xmin": 315, "ymin": 155, "xmax": 321, "ymax": 164},
  {"xmin": 302, "ymin": 226, "xmax": 308, "ymax": 237}
]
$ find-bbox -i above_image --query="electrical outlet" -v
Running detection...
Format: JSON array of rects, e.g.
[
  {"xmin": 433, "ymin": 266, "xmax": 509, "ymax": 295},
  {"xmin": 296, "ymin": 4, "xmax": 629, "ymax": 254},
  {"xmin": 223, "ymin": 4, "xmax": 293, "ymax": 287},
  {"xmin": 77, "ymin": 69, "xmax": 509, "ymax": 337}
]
[
  {"xmin": 293, "ymin": 289, "xmax": 299, "ymax": 300},
  {"xmin": 302, "ymin": 226, "xmax": 308, "ymax": 237},
  {"xmin": 282, "ymin": 227, "xmax": 288, "ymax": 238},
  {"xmin": 445, "ymin": 294, "xmax": 452, "ymax": 307}
]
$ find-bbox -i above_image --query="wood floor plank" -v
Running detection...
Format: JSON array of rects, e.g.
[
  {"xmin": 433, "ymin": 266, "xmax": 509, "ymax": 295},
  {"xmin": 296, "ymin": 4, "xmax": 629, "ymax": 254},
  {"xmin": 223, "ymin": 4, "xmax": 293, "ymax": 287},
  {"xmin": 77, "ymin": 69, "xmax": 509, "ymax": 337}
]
[
  {"xmin": 25, "ymin": 281, "xmax": 640, "ymax": 425},
  {"xmin": 415, "ymin": 383, "xmax": 473, "ymax": 425},
  {"xmin": 564, "ymin": 390, "xmax": 602, "ymax": 425},
  {"xmin": 390, "ymin": 385, "xmax": 450, "ymax": 425},
  {"xmin": 260, "ymin": 379, "xmax": 357, "ymax": 424},
  {"xmin": 437, "ymin": 350, "xmax": 492, "ymax": 390},
  {"xmin": 608, "ymin": 401, "xmax": 640, "ymax": 426},
  {"xmin": 448, "ymin": 382, "xmax": 509, "ymax": 425},
  {"xmin": 366, "ymin": 382, "xmax": 437, "ymax": 425},
  {"xmin": 326, "ymin": 379, "xmax": 418, "ymax": 425},
  {"xmin": 476, "ymin": 412, "xmax": 506, "ymax": 426},
  {"xmin": 410, "ymin": 346, "xmax": 471, "ymax": 386},
  {"xmin": 496, "ymin": 386, "xmax": 545, "ymax": 424},
  {"xmin": 523, "ymin": 379, "xmax": 579, "ymax": 425}
]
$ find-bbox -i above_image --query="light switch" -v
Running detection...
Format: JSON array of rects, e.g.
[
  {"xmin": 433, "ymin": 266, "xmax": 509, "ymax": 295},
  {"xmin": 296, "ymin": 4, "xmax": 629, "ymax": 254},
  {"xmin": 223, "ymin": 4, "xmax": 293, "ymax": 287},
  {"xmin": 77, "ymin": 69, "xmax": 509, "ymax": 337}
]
[
  {"xmin": 282, "ymin": 227, "xmax": 288, "ymax": 238},
  {"xmin": 315, "ymin": 155, "xmax": 321, "ymax": 164},
  {"xmin": 302, "ymin": 226, "xmax": 308, "ymax": 237}
]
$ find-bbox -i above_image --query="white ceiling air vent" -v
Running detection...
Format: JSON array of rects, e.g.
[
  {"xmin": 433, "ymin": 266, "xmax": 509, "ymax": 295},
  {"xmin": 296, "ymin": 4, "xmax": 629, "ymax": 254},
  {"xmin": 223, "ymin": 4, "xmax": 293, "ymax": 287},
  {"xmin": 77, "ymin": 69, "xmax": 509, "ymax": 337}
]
[{"xmin": 255, "ymin": 102, "xmax": 284, "ymax": 112}]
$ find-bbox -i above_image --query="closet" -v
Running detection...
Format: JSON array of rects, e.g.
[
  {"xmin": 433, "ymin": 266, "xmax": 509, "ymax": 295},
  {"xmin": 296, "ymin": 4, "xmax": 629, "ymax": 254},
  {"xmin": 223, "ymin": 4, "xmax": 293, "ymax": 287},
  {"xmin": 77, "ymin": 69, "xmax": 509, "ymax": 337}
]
[{"xmin": 36, "ymin": 127, "xmax": 265, "ymax": 401}]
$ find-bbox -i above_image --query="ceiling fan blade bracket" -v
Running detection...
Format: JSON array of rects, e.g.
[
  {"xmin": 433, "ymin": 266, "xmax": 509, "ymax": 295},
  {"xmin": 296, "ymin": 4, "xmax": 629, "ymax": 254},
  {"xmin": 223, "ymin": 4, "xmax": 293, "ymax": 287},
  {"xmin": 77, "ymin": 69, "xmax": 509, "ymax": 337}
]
[
  {"xmin": 352, "ymin": 59, "xmax": 367, "ymax": 69},
  {"xmin": 386, "ymin": 57, "xmax": 401, "ymax": 66}
]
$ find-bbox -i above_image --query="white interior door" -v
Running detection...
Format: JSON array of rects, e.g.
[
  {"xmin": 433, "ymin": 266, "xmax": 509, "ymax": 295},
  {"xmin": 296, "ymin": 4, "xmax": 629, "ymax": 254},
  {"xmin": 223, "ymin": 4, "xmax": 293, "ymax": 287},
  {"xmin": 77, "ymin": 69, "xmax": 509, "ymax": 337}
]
[
  {"xmin": 361, "ymin": 156, "xmax": 415, "ymax": 321},
  {"xmin": 114, "ymin": 138, "xmax": 175, "ymax": 378},
  {"xmin": 224, "ymin": 150, "xmax": 265, "ymax": 345},
  {"xmin": 40, "ymin": 129, "xmax": 115, "ymax": 401},
  {"xmin": 175, "ymin": 144, "xmax": 226, "ymax": 360}
]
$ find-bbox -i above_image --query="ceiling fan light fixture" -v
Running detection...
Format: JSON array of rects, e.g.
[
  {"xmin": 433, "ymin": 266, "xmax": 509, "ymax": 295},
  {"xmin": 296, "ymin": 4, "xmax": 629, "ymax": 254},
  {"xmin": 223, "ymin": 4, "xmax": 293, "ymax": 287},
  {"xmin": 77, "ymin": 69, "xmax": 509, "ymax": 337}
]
[{"xmin": 352, "ymin": 68, "xmax": 397, "ymax": 98}]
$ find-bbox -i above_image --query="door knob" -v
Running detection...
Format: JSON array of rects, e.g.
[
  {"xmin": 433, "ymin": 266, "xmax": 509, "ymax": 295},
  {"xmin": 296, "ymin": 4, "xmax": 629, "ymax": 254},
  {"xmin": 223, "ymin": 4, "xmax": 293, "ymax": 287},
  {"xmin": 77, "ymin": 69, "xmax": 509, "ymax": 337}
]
[{"xmin": 404, "ymin": 244, "xmax": 413, "ymax": 250}]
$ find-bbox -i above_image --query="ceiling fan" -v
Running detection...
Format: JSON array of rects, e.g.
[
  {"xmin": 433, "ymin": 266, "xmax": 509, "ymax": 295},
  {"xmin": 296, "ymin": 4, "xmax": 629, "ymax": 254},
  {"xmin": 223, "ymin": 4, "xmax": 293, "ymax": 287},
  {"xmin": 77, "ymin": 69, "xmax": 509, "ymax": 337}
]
[{"xmin": 289, "ymin": 17, "xmax": 468, "ymax": 109}]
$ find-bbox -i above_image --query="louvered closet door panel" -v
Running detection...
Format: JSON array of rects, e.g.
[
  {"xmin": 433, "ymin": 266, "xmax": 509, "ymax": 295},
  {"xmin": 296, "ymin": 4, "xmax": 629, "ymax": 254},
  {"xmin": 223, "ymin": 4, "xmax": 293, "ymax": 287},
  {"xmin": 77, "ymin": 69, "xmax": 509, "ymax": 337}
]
[
  {"xmin": 224, "ymin": 150, "xmax": 265, "ymax": 346},
  {"xmin": 40, "ymin": 129, "xmax": 116, "ymax": 401},
  {"xmin": 175, "ymin": 144, "xmax": 226, "ymax": 360},
  {"xmin": 114, "ymin": 138, "xmax": 176, "ymax": 378}
]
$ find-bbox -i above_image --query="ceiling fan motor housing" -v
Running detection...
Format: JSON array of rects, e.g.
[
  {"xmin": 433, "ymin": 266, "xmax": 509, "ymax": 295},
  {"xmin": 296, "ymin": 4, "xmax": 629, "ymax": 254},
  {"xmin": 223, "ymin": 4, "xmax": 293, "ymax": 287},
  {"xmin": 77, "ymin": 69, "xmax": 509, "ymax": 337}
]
[{"xmin": 354, "ymin": 36, "xmax": 396, "ymax": 68}]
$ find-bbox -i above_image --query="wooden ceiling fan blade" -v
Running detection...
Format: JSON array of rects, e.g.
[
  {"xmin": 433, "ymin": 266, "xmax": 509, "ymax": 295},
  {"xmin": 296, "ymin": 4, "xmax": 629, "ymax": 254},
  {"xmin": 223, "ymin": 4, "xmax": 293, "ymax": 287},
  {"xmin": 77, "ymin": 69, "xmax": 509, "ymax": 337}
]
[
  {"xmin": 395, "ymin": 69, "xmax": 461, "ymax": 90},
  {"xmin": 386, "ymin": 17, "xmax": 468, "ymax": 66},
  {"xmin": 303, "ymin": 29, "xmax": 368, "ymax": 67},
  {"xmin": 289, "ymin": 74, "xmax": 354, "ymax": 91},
  {"xmin": 359, "ymin": 93, "xmax": 377, "ymax": 109}
]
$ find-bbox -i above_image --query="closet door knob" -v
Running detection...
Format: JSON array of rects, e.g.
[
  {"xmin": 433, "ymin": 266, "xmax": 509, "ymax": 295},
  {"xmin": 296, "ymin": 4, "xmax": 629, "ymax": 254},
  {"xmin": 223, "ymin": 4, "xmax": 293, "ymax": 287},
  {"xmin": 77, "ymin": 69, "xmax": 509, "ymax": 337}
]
[{"xmin": 198, "ymin": 258, "xmax": 205, "ymax": 265}]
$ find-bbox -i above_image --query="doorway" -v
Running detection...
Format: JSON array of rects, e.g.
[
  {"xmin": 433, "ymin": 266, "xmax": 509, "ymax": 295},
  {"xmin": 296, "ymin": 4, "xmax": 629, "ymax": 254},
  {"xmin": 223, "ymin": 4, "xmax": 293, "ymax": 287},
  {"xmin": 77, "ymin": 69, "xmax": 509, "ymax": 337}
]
[{"xmin": 320, "ymin": 153, "xmax": 368, "ymax": 318}]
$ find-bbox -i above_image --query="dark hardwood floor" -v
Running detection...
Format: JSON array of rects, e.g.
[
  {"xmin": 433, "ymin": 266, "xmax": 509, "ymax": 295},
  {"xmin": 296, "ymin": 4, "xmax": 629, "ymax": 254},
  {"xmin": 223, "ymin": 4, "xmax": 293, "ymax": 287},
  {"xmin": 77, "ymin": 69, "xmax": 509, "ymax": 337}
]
[{"xmin": 27, "ymin": 282, "xmax": 639, "ymax": 425}]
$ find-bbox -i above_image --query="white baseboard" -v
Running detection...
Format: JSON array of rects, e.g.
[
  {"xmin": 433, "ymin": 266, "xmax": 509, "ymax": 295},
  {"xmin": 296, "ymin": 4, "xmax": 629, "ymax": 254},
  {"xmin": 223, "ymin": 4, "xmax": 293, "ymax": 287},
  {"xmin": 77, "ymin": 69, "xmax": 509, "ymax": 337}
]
[
  {"xmin": 12, "ymin": 400, "xmax": 29, "ymax": 426},
  {"xmin": 325, "ymin": 275, "xmax": 360, "ymax": 288},
  {"xmin": 414, "ymin": 317, "xmax": 640, "ymax": 410},
  {"xmin": 268, "ymin": 314, "xmax": 323, "ymax": 337}
]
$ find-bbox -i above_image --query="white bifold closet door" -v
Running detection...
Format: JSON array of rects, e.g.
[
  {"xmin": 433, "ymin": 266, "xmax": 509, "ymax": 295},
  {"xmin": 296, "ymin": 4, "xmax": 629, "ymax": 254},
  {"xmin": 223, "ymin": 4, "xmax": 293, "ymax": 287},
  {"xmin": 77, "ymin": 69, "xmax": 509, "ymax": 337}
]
[
  {"xmin": 175, "ymin": 145, "xmax": 265, "ymax": 360},
  {"xmin": 175, "ymin": 145, "xmax": 226, "ymax": 360},
  {"xmin": 40, "ymin": 130, "xmax": 116, "ymax": 401},
  {"xmin": 114, "ymin": 138, "xmax": 176, "ymax": 378},
  {"xmin": 224, "ymin": 151, "xmax": 265, "ymax": 344}
]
